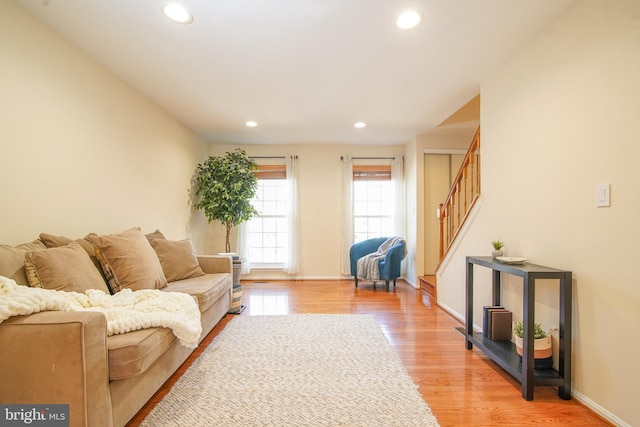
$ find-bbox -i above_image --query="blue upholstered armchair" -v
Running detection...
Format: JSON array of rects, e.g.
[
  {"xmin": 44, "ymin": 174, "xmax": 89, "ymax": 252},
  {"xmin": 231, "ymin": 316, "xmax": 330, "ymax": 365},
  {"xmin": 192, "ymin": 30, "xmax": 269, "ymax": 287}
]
[{"xmin": 349, "ymin": 237, "xmax": 406, "ymax": 291}]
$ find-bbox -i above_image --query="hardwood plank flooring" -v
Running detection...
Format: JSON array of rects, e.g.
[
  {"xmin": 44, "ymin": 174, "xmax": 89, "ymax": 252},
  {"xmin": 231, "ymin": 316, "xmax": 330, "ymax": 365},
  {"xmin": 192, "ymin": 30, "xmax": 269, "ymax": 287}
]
[{"xmin": 127, "ymin": 280, "xmax": 611, "ymax": 427}]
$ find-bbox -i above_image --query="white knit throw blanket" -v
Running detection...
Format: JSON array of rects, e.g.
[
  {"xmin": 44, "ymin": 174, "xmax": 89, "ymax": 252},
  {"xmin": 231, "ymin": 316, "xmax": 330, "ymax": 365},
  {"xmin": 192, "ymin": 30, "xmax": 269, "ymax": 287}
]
[
  {"xmin": 356, "ymin": 236, "xmax": 407, "ymax": 281},
  {"xmin": 0, "ymin": 276, "xmax": 202, "ymax": 348}
]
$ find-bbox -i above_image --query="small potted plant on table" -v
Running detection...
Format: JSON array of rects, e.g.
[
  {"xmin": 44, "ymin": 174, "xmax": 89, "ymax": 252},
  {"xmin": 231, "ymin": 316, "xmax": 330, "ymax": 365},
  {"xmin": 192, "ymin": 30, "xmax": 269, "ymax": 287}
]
[{"xmin": 491, "ymin": 240, "xmax": 505, "ymax": 258}]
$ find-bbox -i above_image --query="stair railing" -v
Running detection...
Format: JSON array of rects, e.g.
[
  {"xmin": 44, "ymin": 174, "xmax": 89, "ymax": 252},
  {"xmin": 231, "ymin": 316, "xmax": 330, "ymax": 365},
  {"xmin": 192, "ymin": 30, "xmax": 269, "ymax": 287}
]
[{"xmin": 438, "ymin": 127, "xmax": 481, "ymax": 263}]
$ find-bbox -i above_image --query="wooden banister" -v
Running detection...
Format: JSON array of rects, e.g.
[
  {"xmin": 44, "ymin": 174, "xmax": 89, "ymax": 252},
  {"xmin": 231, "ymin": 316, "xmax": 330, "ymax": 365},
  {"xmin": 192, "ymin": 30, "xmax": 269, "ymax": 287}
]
[{"xmin": 438, "ymin": 127, "xmax": 481, "ymax": 264}]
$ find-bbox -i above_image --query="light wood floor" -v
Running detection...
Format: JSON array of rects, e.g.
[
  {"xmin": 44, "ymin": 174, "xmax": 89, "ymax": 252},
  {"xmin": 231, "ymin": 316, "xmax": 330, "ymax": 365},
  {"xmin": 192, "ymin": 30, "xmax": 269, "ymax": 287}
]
[{"xmin": 127, "ymin": 280, "xmax": 611, "ymax": 427}]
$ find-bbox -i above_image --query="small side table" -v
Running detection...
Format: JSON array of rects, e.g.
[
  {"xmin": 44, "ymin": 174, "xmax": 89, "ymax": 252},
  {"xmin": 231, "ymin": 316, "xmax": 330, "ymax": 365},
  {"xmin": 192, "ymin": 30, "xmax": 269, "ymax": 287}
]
[
  {"xmin": 465, "ymin": 256, "xmax": 572, "ymax": 401},
  {"xmin": 228, "ymin": 258, "xmax": 246, "ymax": 314}
]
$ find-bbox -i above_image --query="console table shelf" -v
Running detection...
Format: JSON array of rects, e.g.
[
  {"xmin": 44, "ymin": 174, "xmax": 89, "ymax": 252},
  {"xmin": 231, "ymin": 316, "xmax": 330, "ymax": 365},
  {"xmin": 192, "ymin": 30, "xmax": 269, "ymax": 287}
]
[
  {"xmin": 466, "ymin": 331, "xmax": 564, "ymax": 384},
  {"xmin": 465, "ymin": 256, "xmax": 572, "ymax": 401}
]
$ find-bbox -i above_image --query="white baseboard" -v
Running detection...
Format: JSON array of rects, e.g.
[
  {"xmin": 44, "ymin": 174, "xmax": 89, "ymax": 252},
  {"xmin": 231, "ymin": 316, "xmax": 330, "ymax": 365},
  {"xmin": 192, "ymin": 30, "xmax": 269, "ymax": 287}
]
[
  {"xmin": 243, "ymin": 275, "xmax": 344, "ymax": 281},
  {"xmin": 242, "ymin": 275, "xmax": 413, "ymax": 285},
  {"xmin": 438, "ymin": 302, "xmax": 628, "ymax": 427},
  {"xmin": 438, "ymin": 302, "xmax": 482, "ymax": 332},
  {"xmin": 569, "ymin": 390, "xmax": 631, "ymax": 427}
]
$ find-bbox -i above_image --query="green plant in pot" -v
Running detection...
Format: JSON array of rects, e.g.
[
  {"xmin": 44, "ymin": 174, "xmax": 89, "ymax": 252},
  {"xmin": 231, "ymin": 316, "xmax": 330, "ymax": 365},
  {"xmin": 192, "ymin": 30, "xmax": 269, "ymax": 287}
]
[
  {"xmin": 194, "ymin": 149, "xmax": 257, "ymax": 314},
  {"xmin": 193, "ymin": 148, "xmax": 259, "ymax": 253},
  {"xmin": 491, "ymin": 239, "xmax": 504, "ymax": 258},
  {"xmin": 513, "ymin": 321, "xmax": 553, "ymax": 370}
]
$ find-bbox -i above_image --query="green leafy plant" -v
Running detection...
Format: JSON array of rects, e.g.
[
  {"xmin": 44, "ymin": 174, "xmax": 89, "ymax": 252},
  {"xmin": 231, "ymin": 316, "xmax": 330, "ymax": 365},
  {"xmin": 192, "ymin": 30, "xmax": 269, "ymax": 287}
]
[
  {"xmin": 193, "ymin": 148, "xmax": 259, "ymax": 253},
  {"xmin": 513, "ymin": 321, "xmax": 547, "ymax": 339},
  {"xmin": 491, "ymin": 239, "xmax": 505, "ymax": 250}
]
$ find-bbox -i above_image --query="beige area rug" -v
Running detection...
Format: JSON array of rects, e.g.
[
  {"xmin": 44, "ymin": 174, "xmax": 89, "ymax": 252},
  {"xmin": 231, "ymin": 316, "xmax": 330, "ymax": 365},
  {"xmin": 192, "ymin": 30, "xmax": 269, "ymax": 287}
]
[{"xmin": 140, "ymin": 314, "xmax": 439, "ymax": 426}]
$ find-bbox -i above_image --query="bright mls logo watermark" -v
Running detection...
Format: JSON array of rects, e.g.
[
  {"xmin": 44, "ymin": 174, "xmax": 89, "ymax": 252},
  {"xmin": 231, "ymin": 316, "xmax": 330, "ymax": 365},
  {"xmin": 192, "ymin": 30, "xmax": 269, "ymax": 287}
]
[{"xmin": 0, "ymin": 405, "xmax": 69, "ymax": 426}]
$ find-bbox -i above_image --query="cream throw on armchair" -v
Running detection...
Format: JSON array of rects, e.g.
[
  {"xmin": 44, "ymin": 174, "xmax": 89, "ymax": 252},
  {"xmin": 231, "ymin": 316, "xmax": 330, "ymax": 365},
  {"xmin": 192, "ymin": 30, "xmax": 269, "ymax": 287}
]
[{"xmin": 356, "ymin": 236, "xmax": 407, "ymax": 281}]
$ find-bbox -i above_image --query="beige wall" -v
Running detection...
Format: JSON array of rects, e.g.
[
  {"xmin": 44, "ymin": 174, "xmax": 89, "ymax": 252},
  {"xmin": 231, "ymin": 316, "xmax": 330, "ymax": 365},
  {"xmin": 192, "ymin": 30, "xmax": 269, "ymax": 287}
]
[
  {"xmin": 0, "ymin": 2, "xmax": 208, "ymax": 246},
  {"xmin": 437, "ymin": 1, "xmax": 639, "ymax": 425},
  {"xmin": 203, "ymin": 144, "xmax": 405, "ymax": 280}
]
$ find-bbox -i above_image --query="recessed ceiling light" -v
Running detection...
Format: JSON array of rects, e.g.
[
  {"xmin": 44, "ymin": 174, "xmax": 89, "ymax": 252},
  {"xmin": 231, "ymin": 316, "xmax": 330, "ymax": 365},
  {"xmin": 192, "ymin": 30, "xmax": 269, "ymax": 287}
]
[
  {"xmin": 396, "ymin": 10, "xmax": 421, "ymax": 29},
  {"xmin": 162, "ymin": 3, "xmax": 193, "ymax": 24},
  {"xmin": 354, "ymin": 122, "xmax": 366, "ymax": 129},
  {"xmin": 246, "ymin": 121, "xmax": 258, "ymax": 127}
]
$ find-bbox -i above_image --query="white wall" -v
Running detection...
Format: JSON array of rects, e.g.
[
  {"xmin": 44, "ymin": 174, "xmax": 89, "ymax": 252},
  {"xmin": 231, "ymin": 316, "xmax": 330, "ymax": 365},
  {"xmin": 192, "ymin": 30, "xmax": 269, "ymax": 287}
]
[
  {"xmin": 437, "ymin": 1, "xmax": 639, "ymax": 425},
  {"xmin": 0, "ymin": 2, "xmax": 208, "ymax": 245}
]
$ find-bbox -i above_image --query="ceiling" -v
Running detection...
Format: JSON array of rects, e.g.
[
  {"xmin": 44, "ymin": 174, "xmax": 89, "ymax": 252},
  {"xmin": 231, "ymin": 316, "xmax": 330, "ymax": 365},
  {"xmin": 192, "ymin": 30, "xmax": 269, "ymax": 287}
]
[{"xmin": 17, "ymin": 0, "xmax": 575, "ymax": 145}]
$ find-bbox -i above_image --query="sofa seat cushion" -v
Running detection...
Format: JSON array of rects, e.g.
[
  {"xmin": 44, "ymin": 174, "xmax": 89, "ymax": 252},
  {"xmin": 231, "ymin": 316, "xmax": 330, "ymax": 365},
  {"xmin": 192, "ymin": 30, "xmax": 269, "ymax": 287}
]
[
  {"xmin": 163, "ymin": 273, "xmax": 231, "ymax": 313},
  {"xmin": 107, "ymin": 327, "xmax": 176, "ymax": 381}
]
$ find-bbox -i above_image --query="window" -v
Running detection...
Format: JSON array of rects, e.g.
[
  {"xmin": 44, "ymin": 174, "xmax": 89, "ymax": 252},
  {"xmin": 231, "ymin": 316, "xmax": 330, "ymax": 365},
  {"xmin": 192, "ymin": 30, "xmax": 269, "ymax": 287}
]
[
  {"xmin": 352, "ymin": 165, "xmax": 393, "ymax": 243},
  {"xmin": 247, "ymin": 165, "xmax": 289, "ymax": 266},
  {"xmin": 341, "ymin": 156, "xmax": 403, "ymax": 276}
]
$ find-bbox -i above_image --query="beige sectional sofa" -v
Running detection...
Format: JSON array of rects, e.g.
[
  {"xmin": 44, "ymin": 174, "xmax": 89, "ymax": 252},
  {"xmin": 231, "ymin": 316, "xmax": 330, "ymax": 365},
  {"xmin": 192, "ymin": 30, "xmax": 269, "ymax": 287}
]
[{"xmin": 0, "ymin": 228, "xmax": 233, "ymax": 427}]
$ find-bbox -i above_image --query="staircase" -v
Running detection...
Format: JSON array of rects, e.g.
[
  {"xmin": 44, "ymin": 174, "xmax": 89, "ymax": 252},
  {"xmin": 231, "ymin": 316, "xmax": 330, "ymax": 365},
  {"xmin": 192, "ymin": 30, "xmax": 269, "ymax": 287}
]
[
  {"xmin": 419, "ymin": 127, "xmax": 480, "ymax": 302},
  {"xmin": 437, "ymin": 127, "xmax": 481, "ymax": 265},
  {"xmin": 419, "ymin": 275, "xmax": 437, "ymax": 300}
]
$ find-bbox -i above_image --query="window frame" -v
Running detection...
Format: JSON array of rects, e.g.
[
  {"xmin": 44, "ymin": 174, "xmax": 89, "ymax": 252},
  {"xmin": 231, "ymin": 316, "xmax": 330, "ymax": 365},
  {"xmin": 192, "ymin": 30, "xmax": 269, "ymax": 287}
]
[
  {"xmin": 247, "ymin": 164, "xmax": 289, "ymax": 268},
  {"xmin": 352, "ymin": 164, "xmax": 394, "ymax": 243}
]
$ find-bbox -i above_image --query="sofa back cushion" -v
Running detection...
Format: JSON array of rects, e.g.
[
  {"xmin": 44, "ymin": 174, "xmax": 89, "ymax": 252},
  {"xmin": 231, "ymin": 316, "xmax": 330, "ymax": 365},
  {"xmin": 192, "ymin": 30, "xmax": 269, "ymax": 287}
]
[
  {"xmin": 0, "ymin": 240, "xmax": 47, "ymax": 285},
  {"xmin": 150, "ymin": 239, "xmax": 205, "ymax": 282},
  {"xmin": 86, "ymin": 228, "xmax": 168, "ymax": 292},
  {"xmin": 24, "ymin": 242, "xmax": 110, "ymax": 293}
]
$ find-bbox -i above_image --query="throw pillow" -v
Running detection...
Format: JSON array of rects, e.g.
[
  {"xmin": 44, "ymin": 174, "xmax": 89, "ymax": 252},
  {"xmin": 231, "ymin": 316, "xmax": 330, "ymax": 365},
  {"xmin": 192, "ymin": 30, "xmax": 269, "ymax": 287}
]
[
  {"xmin": 150, "ymin": 238, "xmax": 205, "ymax": 282},
  {"xmin": 39, "ymin": 233, "xmax": 73, "ymax": 248},
  {"xmin": 0, "ymin": 240, "xmax": 47, "ymax": 285},
  {"xmin": 86, "ymin": 227, "xmax": 168, "ymax": 291},
  {"xmin": 145, "ymin": 229, "xmax": 166, "ymax": 242},
  {"xmin": 24, "ymin": 242, "xmax": 110, "ymax": 293},
  {"xmin": 40, "ymin": 232, "xmax": 114, "ymax": 292}
]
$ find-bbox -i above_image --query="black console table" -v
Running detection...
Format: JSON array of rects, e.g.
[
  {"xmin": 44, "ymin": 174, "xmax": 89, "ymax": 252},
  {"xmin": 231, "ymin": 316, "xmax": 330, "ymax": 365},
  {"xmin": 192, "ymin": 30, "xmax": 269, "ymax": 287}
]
[{"xmin": 465, "ymin": 256, "xmax": 572, "ymax": 401}]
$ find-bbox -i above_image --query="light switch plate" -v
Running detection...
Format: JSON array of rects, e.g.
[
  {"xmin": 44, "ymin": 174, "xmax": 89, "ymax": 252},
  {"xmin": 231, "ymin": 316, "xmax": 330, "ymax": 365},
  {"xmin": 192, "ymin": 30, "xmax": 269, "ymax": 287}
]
[{"xmin": 596, "ymin": 184, "xmax": 610, "ymax": 207}]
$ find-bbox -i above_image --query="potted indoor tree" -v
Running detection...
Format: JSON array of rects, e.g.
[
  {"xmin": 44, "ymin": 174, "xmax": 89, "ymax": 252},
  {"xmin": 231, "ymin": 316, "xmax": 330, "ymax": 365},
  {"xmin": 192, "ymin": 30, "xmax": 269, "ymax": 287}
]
[
  {"xmin": 193, "ymin": 148, "xmax": 259, "ymax": 253},
  {"xmin": 193, "ymin": 148, "xmax": 258, "ymax": 314},
  {"xmin": 513, "ymin": 321, "xmax": 553, "ymax": 369}
]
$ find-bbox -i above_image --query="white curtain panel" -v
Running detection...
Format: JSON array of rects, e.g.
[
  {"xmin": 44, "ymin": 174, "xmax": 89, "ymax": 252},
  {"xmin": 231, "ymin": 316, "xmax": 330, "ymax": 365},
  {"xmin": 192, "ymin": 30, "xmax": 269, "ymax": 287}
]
[
  {"xmin": 391, "ymin": 155, "xmax": 406, "ymax": 276},
  {"xmin": 238, "ymin": 221, "xmax": 251, "ymax": 274},
  {"xmin": 284, "ymin": 155, "xmax": 300, "ymax": 274},
  {"xmin": 391, "ymin": 155, "xmax": 405, "ymax": 237},
  {"xmin": 340, "ymin": 156, "xmax": 354, "ymax": 276}
]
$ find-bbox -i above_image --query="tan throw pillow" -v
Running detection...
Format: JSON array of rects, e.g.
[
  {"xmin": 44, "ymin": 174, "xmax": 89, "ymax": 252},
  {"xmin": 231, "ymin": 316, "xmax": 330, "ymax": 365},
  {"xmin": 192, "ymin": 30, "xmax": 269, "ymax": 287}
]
[
  {"xmin": 39, "ymin": 233, "xmax": 74, "ymax": 248},
  {"xmin": 145, "ymin": 229, "xmax": 166, "ymax": 242},
  {"xmin": 40, "ymin": 233, "xmax": 114, "ymax": 292},
  {"xmin": 86, "ymin": 228, "xmax": 168, "ymax": 291},
  {"xmin": 151, "ymin": 239, "xmax": 205, "ymax": 282},
  {"xmin": 0, "ymin": 240, "xmax": 47, "ymax": 285},
  {"xmin": 24, "ymin": 242, "xmax": 110, "ymax": 293}
]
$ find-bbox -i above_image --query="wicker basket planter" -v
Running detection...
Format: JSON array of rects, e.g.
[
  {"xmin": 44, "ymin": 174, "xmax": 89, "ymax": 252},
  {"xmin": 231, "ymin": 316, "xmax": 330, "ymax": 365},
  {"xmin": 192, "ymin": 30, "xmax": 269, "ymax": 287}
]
[{"xmin": 514, "ymin": 335, "xmax": 553, "ymax": 369}]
